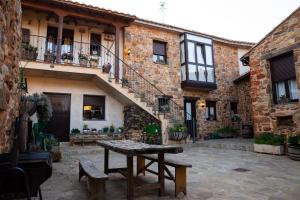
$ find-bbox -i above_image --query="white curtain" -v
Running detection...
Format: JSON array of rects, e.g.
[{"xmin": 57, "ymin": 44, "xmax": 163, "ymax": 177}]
[
  {"xmin": 288, "ymin": 79, "xmax": 299, "ymax": 100},
  {"xmin": 276, "ymin": 81, "xmax": 286, "ymax": 100}
]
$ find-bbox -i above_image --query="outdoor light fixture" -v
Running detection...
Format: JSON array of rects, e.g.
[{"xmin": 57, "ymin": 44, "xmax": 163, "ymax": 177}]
[
  {"xmin": 198, "ymin": 100, "xmax": 206, "ymax": 109},
  {"xmin": 125, "ymin": 48, "xmax": 131, "ymax": 56}
]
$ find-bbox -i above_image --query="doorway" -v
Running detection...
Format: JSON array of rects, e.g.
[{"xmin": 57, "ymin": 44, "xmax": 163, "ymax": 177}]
[
  {"xmin": 44, "ymin": 93, "xmax": 71, "ymax": 142},
  {"xmin": 184, "ymin": 98, "xmax": 197, "ymax": 139}
]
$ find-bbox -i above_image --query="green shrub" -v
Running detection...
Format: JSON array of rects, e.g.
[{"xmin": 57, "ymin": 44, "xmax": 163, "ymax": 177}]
[
  {"xmin": 254, "ymin": 132, "xmax": 285, "ymax": 146},
  {"xmin": 71, "ymin": 128, "xmax": 80, "ymax": 135},
  {"xmin": 168, "ymin": 123, "xmax": 187, "ymax": 134},
  {"xmin": 102, "ymin": 127, "xmax": 109, "ymax": 133},
  {"xmin": 145, "ymin": 123, "xmax": 161, "ymax": 136},
  {"xmin": 109, "ymin": 125, "xmax": 115, "ymax": 133},
  {"xmin": 215, "ymin": 126, "xmax": 236, "ymax": 134},
  {"xmin": 288, "ymin": 134, "xmax": 300, "ymax": 147}
]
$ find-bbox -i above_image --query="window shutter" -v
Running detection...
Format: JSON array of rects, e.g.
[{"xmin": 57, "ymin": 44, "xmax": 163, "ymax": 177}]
[
  {"xmin": 22, "ymin": 28, "xmax": 30, "ymax": 44},
  {"xmin": 270, "ymin": 53, "xmax": 295, "ymax": 82},
  {"xmin": 83, "ymin": 95, "xmax": 105, "ymax": 106},
  {"xmin": 153, "ymin": 41, "xmax": 166, "ymax": 55}
]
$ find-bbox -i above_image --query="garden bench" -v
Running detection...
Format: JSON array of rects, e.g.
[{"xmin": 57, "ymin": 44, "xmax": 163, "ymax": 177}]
[
  {"xmin": 79, "ymin": 156, "xmax": 108, "ymax": 195},
  {"xmin": 137, "ymin": 154, "xmax": 192, "ymax": 196}
]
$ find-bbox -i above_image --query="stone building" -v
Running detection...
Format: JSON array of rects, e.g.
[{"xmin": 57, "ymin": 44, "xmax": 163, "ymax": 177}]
[
  {"xmin": 20, "ymin": 0, "xmax": 254, "ymax": 143},
  {"xmin": 242, "ymin": 7, "xmax": 300, "ymax": 136},
  {"xmin": 0, "ymin": 0, "xmax": 22, "ymax": 153}
]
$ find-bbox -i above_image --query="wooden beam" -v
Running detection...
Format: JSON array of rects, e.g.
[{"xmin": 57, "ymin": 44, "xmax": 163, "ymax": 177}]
[
  {"xmin": 22, "ymin": 1, "xmax": 131, "ymax": 27},
  {"xmin": 114, "ymin": 25, "xmax": 121, "ymax": 82},
  {"xmin": 56, "ymin": 15, "xmax": 64, "ymax": 63}
]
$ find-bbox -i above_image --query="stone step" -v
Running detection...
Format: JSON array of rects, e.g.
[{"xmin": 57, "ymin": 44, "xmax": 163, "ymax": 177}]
[{"xmin": 187, "ymin": 138, "xmax": 254, "ymax": 152}]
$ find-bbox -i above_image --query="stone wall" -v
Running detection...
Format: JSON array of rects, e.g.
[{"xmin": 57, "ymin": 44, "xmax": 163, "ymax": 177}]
[
  {"xmin": 124, "ymin": 105, "xmax": 161, "ymax": 141},
  {"xmin": 0, "ymin": 0, "xmax": 22, "ymax": 153},
  {"xmin": 249, "ymin": 8, "xmax": 300, "ymax": 135},
  {"xmin": 124, "ymin": 24, "xmax": 252, "ymax": 138}
]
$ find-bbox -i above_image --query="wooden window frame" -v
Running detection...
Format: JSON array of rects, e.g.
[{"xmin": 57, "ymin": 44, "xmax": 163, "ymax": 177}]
[
  {"xmin": 206, "ymin": 101, "xmax": 217, "ymax": 121},
  {"xmin": 83, "ymin": 95, "xmax": 105, "ymax": 121},
  {"xmin": 153, "ymin": 40, "xmax": 167, "ymax": 64}
]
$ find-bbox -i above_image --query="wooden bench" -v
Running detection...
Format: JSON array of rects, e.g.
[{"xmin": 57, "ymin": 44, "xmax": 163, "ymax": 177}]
[
  {"xmin": 136, "ymin": 154, "xmax": 192, "ymax": 196},
  {"xmin": 79, "ymin": 156, "xmax": 108, "ymax": 195}
]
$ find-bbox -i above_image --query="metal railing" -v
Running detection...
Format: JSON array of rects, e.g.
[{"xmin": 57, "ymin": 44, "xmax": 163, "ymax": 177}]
[{"xmin": 22, "ymin": 35, "xmax": 197, "ymax": 141}]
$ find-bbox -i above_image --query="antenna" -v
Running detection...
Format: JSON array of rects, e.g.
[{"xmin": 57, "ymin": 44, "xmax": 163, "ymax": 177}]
[{"xmin": 159, "ymin": 1, "xmax": 167, "ymax": 23}]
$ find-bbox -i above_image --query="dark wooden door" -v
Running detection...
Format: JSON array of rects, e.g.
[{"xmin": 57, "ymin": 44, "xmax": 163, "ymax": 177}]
[
  {"xmin": 184, "ymin": 99, "xmax": 197, "ymax": 139},
  {"xmin": 44, "ymin": 93, "xmax": 71, "ymax": 142}
]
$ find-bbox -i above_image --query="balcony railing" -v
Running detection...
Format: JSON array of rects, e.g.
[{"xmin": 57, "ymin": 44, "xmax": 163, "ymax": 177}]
[{"xmin": 22, "ymin": 35, "xmax": 197, "ymax": 140}]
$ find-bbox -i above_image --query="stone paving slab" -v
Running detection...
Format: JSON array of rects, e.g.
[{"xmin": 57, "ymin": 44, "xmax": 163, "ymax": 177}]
[{"xmin": 40, "ymin": 144, "xmax": 300, "ymax": 200}]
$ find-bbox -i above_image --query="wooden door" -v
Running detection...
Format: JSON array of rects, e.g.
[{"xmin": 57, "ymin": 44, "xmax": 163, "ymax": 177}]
[
  {"xmin": 184, "ymin": 99, "xmax": 197, "ymax": 139},
  {"xmin": 44, "ymin": 93, "xmax": 71, "ymax": 142}
]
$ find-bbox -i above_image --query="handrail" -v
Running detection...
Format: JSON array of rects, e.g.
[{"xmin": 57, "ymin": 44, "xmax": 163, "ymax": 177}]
[{"xmin": 22, "ymin": 34, "xmax": 192, "ymax": 122}]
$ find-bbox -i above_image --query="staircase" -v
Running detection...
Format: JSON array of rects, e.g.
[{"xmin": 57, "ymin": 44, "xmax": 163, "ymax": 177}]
[{"xmin": 22, "ymin": 35, "xmax": 189, "ymax": 144}]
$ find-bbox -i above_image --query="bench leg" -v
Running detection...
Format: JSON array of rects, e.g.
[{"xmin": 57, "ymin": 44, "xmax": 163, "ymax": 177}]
[
  {"xmin": 87, "ymin": 177, "xmax": 106, "ymax": 194},
  {"xmin": 136, "ymin": 155, "xmax": 145, "ymax": 176},
  {"xmin": 79, "ymin": 163, "xmax": 84, "ymax": 182},
  {"xmin": 175, "ymin": 167, "xmax": 187, "ymax": 196}
]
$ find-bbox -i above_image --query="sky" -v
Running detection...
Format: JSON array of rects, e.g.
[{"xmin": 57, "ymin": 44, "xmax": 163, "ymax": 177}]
[{"xmin": 73, "ymin": 0, "xmax": 300, "ymax": 43}]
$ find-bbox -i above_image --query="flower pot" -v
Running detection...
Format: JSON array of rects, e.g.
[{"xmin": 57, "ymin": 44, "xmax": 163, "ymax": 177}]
[
  {"xmin": 254, "ymin": 144, "xmax": 284, "ymax": 155},
  {"xmin": 288, "ymin": 145, "xmax": 300, "ymax": 161},
  {"xmin": 90, "ymin": 60, "xmax": 99, "ymax": 68},
  {"xmin": 79, "ymin": 59, "xmax": 88, "ymax": 67},
  {"xmin": 22, "ymin": 48, "xmax": 38, "ymax": 61},
  {"xmin": 242, "ymin": 125, "xmax": 253, "ymax": 138},
  {"xmin": 83, "ymin": 129, "xmax": 90, "ymax": 134},
  {"xmin": 102, "ymin": 63, "xmax": 112, "ymax": 73}
]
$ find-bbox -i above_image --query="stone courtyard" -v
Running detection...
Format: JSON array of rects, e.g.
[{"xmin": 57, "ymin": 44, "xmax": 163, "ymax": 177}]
[{"xmin": 41, "ymin": 144, "xmax": 300, "ymax": 200}]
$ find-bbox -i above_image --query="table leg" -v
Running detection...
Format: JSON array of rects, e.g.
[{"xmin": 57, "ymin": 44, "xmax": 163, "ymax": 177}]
[
  {"xmin": 104, "ymin": 149, "xmax": 109, "ymax": 174},
  {"xmin": 127, "ymin": 155, "xmax": 134, "ymax": 200},
  {"xmin": 158, "ymin": 152, "xmax": 165, "ymax": 196}
]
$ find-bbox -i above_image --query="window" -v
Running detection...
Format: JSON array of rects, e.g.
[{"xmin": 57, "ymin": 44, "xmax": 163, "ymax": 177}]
[
  {"xmin": 90, "ymin": 33, "xmax": 101, "ymax": 56},
  {"xmin": 205, "ymin": 101, "xmax": 216, "ymax": 121},
  {"xmin": 83, "ymin": 95, "xmax": 105, "ymax": 120},
  {"xmin": 270, "ymin": 52, "xmax": 299, "ymax": 103},
  {"xmin": 158, "ymin": 96, "xmax": 170, "ymax": 112},
  {"xmin": 22, "ymin": 28, "xmax": 30, "ymax": 44},
  {"xmin": 153, "ymin": 41, "xmax": 167, "ymax": 64}
]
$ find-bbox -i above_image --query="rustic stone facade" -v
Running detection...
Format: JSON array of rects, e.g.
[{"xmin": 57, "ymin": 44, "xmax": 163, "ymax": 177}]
[
  {"xmin": 124, "ymin": 23, "xmax": 252, "ymax": 138},
  {"xmin": 0, "ymin": 0, "xmax": 22, "ymax": 153},
  {"xmin": 248, "ymin": 8, "xmax": 300, "ymax": 136}
]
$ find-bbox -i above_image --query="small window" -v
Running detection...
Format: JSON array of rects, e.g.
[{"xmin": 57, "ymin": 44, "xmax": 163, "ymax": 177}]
[
  {"xmin": 158, "ymin": 96, "xmax": 170, "ymax": 112},
  {"xmin": 83, "ymin": 95, "xmax": 105, "ymax": 120},
  {"xmin": 270, "ymin": 52, "xmax": 299, "ymax": 103},
  {"xmin": 22, "ymin": 28, "xmax": 30, "ymax": 44},
  {"xmin": 153, "ymin": 41, "xmax": 167, "ymax": 64},
  {"xmin": 205, "ymin": 101, "xmax": 216, "ymax": 121}
]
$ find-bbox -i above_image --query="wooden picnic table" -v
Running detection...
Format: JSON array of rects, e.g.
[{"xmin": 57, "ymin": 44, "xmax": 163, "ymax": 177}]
[{"xmin": 97, "ymin": 140, "xmax": 183, "ymax": 200}]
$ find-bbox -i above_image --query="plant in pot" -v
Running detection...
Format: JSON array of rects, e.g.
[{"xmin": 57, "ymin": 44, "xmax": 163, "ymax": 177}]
[
  {"xmin": 44, "ymin": 50, "xmax": 56, "ymax": 63},
  {"xmin": 78, "ymin": 53, "xmax": 88, "ymax": 66},
  {"xmin": 102, "ymin": 127, "xmax": 109, "ymax": 134},
  {"xmin": 168, "ymin": 123, "xmax": 187, "ymax": 141},
  {"xmin": 22, "ymin": 43, "xmax": 38, "ymax": 61},
  {"xmin": 287, "ymin": 134, "xmax": 300, "ymax": 161},
  {"xmin": 82, "ymin": 124, "xmax": 90, "ymax": 134},
  {"xmin": 102, "ymin": 63, "xmax": 112, "ymax": 73},
  {"xmin": 62, "ymin": 52, "xmax": 73, "ymax": 64},
  {"xmin": 254, "ymin": 132, "xmax": 285, "ymax": 155},
  {"xmin": 121, "ymin": 78, "xmax": 129, "ymax": 87},
  {"xmin": 71, "ymin": 128, "xmax": 80, "ymax": 135},
  {"xmin": 89, "ymin": 55, "xmax": 99, "ymax": 68},
  {"xmin": 145, "ymin": 123, "xmax": 161, "ymax": 144},
  {"xmin": 44, "ymin": 135, "xmax": 61, "ymax": 162},
  {"xmin": 214, "ymin": 126, "xmax": 238, "ymax": 138},
  {"xmin": 91, "ymin": 128, "xmax": 97, "ymax": 134}
]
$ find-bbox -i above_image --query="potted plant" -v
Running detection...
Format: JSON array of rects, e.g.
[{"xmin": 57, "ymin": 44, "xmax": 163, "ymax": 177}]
[
  {"xmin": 109, "ymin": 125, "xmax": 115, "ymax": 136},
  {"xmin": 44, "ymin": 136, "xmax": 61, "ymax": 162},
  {"xmin": 89, "ymin": 55, "xmax": 99, "ymax": 68},
  {"xmin": 102, "ymin": 63, "xmax": 112, "ymax": 73},
  {"xmin": 214, "ymin": 126, "xmax": 238, "ymax": 138},
  {"xmin": 82, "ymin": 124, "xmax": 90, "ymax": 134},
  {"xmin": 91, "ymin": 128, "xmax": 97, "ymax": 134},
  {"xmin": 102, "ymin": 126, "xmax": 109, "ymax": 134},
  {"xmin": 62, "ymin": 52, "xmax": 73, "ymax": 64},
  {"xmin": 145, "ymin": 123, "xmax": 161, "ymax": 144},
  {"xmin": 231, "ymin": 114, "xmax": 240, "ymax": 122},
  {"xmin": 288, "ymin": 134, "xmax": 300, "ymax": 161},
  {"xmin": 168, "ymin": 123, "xmax": 187, "ymax": 141},
  {"xmin": 121, "ymin": 78, "xmax": 129, "ymax": 87},
  {"xmin": 71, "ymin": 128, "xmax": 81, "ymax": 135},
  {"xmin": 44, "ymin": 50, "xmax": 56, "ymax": 63},
  {"xmin": 22, "ymin": 43, "xmax": 38, "ymax": 61},
  {"xmin": 254, "ymin": 132, "xmax": 285, "ymax": 155},
  {"xmin": 78, "ymin": 53, "xmax": 88, "ymax": 66}
]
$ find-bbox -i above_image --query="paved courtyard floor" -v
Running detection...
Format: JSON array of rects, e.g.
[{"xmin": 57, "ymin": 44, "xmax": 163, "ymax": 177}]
[{"xmin": 41, "ymin": 144, "xmax": 300, "ymax": 200}]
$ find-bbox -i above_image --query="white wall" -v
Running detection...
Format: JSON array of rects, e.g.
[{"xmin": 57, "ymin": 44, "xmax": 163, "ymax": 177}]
[
  {"xmin": 27, "ymin": 76, "xmax": 124, "ymax": 132},
  {"xmin": 238, "ymin": 48, "xmax": 250, "ymax": 75}
]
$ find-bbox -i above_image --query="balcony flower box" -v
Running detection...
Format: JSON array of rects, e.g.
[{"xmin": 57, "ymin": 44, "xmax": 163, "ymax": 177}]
[
  {"xmin": 254, "ymin": 132, "xmax": 285, "ymax": 155},
  {"xmin": 78, "ymin": 53, "xmax": 88, "ymax": 67},
  {"xmin": 90, "ymin": 55, "xmax": 99, "ymax": 68},
  {"xmin": 21, "ymin": 43, "xmax": 38, "ymax": 61}
]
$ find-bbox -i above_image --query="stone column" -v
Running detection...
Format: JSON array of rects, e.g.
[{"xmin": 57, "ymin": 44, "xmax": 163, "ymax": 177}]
[{"xmin": 55, "ymin": 12, "xmax": 66, "ymax": 63}]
